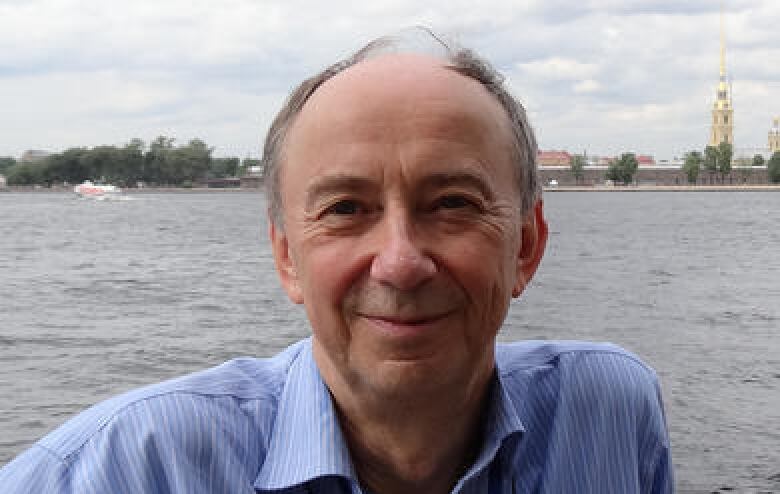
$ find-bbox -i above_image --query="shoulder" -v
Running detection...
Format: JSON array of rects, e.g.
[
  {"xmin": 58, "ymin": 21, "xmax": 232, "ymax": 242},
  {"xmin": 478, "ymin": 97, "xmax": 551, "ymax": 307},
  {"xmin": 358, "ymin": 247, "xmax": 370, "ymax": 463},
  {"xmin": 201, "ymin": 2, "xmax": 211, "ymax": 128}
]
[
  {"xmin": 497, "ymin": 340, "xmax": 666, "ymax": 427},
  {"xmin": 497, "ymin": 340, "xmax": 658, "ymax": 387},
  {"xmin": 0, "ymin": 340, "xmax": 311, "ymax": 492},
  {"xmin": 38, "ymin": 340, "xmax": 307, "ymax": 466},
  {"xmin": 496, "ymin": 341, "xmax": 673, "ymax": 492}
]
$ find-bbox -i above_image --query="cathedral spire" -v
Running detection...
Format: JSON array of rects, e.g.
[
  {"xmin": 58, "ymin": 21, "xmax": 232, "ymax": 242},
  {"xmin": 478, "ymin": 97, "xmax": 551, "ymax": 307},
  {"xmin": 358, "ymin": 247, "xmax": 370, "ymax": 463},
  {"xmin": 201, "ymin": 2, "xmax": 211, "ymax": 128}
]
[
  {"xmin": 710, "ymin": 2, "xmax": 733, "ymax": 147},
  {"xmin": 719, "ymin": 3, "xmax": 726, "ymax": 79},
  {"xmin": 770, "ymin": 117, "xmax": 780, "ymax": 154}
]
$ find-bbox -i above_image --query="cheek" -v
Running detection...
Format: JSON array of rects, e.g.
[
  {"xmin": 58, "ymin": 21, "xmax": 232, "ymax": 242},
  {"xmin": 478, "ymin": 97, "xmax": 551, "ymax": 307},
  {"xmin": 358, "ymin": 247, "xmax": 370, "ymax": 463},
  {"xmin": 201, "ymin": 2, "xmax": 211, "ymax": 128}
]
[
  {"xmin": 447, "ymin": 228, "xmax": 517, "ymax": 284},
  {"xmin": 445, "ymin": 233, "xmax": 517, "ymax": 320},
  {"xmin": 298, "ymin": 239, "xmax": 368, "ymax": 313}
]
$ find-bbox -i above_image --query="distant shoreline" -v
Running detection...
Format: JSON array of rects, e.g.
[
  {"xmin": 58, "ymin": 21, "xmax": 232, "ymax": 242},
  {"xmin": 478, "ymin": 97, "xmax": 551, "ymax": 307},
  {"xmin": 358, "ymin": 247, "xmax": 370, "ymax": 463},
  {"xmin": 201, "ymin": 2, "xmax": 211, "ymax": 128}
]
[
  {"xmin": 543, "ymin": 184, "xmax": 780, "ymax": 192},
  {"xmin": 0, "ymin": 186, "xmax": 258, "ymax": 193}
]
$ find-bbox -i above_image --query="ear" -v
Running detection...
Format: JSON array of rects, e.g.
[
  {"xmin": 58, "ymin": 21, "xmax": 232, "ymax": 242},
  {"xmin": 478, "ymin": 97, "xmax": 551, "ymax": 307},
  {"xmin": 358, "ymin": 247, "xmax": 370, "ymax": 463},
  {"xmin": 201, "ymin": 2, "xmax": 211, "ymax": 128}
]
[
  {"xmin": 269, "ymin": 217, "xmax": 304, "ymax": 304},
  {"xmin": 512, "ymin": 199, "xmax": 548, "ymax": 298}
]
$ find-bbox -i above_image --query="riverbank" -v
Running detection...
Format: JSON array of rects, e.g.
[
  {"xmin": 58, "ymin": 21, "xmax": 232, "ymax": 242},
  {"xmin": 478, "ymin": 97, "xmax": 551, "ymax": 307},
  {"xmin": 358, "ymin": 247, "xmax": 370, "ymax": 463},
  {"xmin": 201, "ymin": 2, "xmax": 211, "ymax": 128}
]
[
  {"xmin": 0, "ymin": 186, "xmax": 258, "ymax": 193},
  {"xmin": 543, "ymin": 184, "xmax": 780, "ymax": 192}
]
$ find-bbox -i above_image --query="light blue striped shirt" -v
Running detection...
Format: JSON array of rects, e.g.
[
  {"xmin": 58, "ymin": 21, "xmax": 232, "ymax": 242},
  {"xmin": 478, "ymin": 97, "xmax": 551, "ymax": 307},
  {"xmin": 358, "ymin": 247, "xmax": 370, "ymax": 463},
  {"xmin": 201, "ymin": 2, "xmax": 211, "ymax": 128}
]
[{"xmin": 0, "ymin": 338, "xmax": 673, "ymax": 493}]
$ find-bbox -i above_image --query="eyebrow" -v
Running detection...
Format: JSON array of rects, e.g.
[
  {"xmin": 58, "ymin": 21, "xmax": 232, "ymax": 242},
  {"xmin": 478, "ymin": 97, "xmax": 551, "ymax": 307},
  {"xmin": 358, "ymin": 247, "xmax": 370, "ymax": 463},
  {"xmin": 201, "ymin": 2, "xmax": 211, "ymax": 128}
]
[
  {"xmin": 303, "ymin": 169, "xmax": 496, "ymax": 210},
  {"xmin": 304, "ymin": 175, "xmax": 376, "ymax": 210},
  {"xmin": 420, "ymin": 170, "xmax": 495, "ymax": 201}
]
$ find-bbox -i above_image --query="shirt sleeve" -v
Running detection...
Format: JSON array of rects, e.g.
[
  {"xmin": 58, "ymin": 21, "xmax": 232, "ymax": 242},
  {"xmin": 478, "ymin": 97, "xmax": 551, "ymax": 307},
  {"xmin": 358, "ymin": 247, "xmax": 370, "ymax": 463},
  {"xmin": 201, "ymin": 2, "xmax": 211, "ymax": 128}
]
[
  {"xmin": 0, "ymin": 444, "xmax": 71, "ymax": 492},
  {"xmin": 0, "ymin": 425, "xmax": 176, "ymax": 493},
  {"xmin": 0, "ymin": 393, "xmax": 264, "ymax": 493},
  {"xmin": 645, "ymin": 380, "xmax": 674, "ymax": 494},
  {"xmin": 543, "ymin": 349, "xmax": 675, "ymax": 493},
  {"xmin": 649, "ymin": 443, "xmax": 674, "ymax": 494}
]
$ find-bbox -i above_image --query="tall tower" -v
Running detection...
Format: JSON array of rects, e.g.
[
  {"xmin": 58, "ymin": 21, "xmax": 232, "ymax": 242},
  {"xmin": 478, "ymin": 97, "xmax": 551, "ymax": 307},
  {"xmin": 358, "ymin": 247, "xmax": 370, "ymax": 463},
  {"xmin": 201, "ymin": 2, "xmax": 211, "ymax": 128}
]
[
  {"xmin": 710, "ymin": 5, "xmax": 733, "ymax": 147},
  {"xmin": 769, "ymin": 118, "xmax": 780, "ymax": 154}
]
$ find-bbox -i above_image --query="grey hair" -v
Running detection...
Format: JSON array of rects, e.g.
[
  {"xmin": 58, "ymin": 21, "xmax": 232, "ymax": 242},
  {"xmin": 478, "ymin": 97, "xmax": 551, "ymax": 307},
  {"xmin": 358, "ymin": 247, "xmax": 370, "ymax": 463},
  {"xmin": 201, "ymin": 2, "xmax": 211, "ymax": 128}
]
[{"xmin": 261, "ymin": 28, "xmax": 540, "ymax": 227}]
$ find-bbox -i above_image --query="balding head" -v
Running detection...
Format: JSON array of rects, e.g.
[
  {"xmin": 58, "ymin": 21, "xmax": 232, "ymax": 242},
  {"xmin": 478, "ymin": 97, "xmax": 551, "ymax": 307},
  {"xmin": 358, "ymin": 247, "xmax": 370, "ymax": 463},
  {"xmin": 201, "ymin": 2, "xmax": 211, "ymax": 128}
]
[{"xmin": 262, "ymin": 30, "xmax": 540, "ymax": 228}]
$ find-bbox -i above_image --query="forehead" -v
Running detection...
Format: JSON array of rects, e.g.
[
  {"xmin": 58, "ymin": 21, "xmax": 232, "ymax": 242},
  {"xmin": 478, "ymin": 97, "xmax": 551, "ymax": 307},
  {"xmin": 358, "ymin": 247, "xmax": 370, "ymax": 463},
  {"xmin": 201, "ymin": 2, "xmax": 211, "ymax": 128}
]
[
  {"xmin": 284, "ymin": 53, "xmax": 515, "ymax": 162},
  {"xmin": 307, "ymin": 53, "xmax": 505, "ymax": 117},
  {"xmin": 275, "ymin": 55, "xmax": 521, "ymax": 213}
]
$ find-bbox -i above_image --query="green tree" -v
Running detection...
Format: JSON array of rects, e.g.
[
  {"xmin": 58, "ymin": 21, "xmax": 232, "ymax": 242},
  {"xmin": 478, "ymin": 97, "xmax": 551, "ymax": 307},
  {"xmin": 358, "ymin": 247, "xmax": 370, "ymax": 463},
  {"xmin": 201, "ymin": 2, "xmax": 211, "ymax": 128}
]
[
  {"xmin": 717, "ymin": 141, "xmax": 733, "ymax": 183},
  {"xmin": 43, "ymin": 148, "xmax": 90, "ymax": 184},
  {"xmin": 143, "ymin": 137, "xmax": 212, "ymax": 185},
  {"xmin": 6, "ymin": 162, "xmax": 44, "ymax": 185},
  {"xmin": 112, "ymin": 140, "xmax": 145, "ymax": 186},
  {"xmin": 145, "ymin": 136, "xmax": 176, "ymax": 184},
  {"xmin": 605, "ymin": 161, "xmax": 619, "ymax": 184},
  {"xmin": 682, "ymin": 151, "xmax": 702, "ymax": 184},
  {"xmin": 605, "ymin": 153, "xmax": 639, "ymax": 185},
  {"xmin": 210, "ymin": 157, "xmax": 241, "ymax": 178},
  {"xmin": 569, "ymin": 154, "xmax": 586, "ymax": 185},
  {"xmin": 752, "ymin": 154, "xmax": 765, "ymax": 167},
  {"xmin": 80, "ymin": 146, "xmax": 122, "ymax": 183},
  {"xmin": 0, "ymin": 156, "xmax": 16, "ymax": 174},
  {"xmin": 768, "ymin": 151, "xmax": 780, "ymax": 184},
  {"xmin": 3, "ymin": 137, "xmax": 218, "ymax": 186},
  {"xmin": 704, "ymin": 145, "xmax": 718, "ymax": 183},
  {"xmin": 170, "ymin": 139, "xmax": 212, "ymax": 183}
]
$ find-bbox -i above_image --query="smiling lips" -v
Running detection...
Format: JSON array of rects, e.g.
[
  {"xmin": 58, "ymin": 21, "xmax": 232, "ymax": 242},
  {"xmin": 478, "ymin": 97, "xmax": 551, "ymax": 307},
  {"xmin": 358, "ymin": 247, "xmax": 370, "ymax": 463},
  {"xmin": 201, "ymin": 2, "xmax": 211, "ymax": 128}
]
[{"xmin": 360, "ymin": 311, "xmax": 452, "ymax": 337}]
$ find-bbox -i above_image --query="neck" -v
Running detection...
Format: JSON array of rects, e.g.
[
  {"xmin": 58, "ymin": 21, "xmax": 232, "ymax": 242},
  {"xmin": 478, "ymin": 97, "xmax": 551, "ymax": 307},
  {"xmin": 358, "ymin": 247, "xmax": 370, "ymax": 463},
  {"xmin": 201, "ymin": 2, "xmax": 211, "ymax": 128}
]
[
  {"xmin": 315, "ymin": 347, "xmax": 495, "ymax": 494},
  {"xmin": 342, "ymin": 386, "xmax": 490, "ymax": 494}
]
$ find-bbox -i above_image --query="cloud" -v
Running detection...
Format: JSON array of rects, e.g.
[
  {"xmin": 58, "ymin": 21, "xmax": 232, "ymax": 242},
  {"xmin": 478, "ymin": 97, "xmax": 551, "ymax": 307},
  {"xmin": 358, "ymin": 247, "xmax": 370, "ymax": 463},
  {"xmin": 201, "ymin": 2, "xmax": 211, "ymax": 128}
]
[
  {"xmin": 517, "ymin": 57, "xmax": 599, "ymax": 81},
  {"xmin": 0, "ymin": 0, "xmax": 778, "ymax": 160},
  {"xmin": 573, "ymin": 79, "xmax": 602, "ymax": 94}
]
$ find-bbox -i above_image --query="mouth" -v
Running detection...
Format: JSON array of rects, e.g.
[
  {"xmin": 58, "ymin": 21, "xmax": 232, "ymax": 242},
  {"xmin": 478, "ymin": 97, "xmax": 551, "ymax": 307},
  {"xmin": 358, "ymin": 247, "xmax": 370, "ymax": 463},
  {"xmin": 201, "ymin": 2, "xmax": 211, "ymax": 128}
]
[{"xmin": 358, "ymin": 311, "xmax": 452, "ymax": 337}]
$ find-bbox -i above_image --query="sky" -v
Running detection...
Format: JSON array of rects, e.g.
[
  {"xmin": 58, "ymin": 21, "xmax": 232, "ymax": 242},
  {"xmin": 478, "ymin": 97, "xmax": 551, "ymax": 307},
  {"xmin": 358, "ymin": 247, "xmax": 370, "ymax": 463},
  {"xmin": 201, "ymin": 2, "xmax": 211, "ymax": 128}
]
[{"xmin": 1, "ymin": 0, "xmax": 778, "ymax": 161}]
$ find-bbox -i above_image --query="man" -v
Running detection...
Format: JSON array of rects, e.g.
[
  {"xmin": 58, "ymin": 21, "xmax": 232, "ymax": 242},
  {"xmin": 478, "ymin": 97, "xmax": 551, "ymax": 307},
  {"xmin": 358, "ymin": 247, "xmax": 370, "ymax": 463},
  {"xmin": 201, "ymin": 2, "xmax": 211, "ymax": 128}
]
[{"xmin": 0, "ymin": 31, "xmax": 673, "ymax": 493}]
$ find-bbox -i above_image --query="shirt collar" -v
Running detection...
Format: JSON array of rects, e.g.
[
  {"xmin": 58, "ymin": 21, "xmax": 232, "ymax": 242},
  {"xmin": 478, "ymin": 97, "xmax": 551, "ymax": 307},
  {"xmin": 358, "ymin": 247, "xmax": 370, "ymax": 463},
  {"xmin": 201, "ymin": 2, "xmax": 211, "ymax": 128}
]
[
  {"xmin": 254, "ymin": 338, "xmax": 357, "ymax": 491},
  {"xmin": 456, "ymin": 368, "xmax": 526, "ymax": 489},
  {"xmin": 254, "ymin": 339, "xmax": 526, "ymax": 492}
]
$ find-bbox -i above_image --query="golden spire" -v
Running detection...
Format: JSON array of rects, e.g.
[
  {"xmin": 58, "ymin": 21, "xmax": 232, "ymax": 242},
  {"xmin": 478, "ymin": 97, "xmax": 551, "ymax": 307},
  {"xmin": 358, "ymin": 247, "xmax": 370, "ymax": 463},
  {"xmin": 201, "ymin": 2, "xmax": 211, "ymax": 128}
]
[
  {"xmin": 710, "ymin": 1, "xmax": 733, "ymax": 147},
  {"xmin": 715, "ymin": 2, "xmax": 730, "ymax": 104},
  {"xmin": 719, "ymin": 3, "xmax": 726, "ymax": 78}
]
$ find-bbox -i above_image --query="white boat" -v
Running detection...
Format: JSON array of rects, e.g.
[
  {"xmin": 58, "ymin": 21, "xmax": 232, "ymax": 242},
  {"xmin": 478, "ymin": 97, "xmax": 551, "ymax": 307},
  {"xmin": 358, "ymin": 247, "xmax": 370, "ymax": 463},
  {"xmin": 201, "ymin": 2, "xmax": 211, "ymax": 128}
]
[{"xmin": 73, "ymin": 180, "xmax": 122, "ymax": 199}]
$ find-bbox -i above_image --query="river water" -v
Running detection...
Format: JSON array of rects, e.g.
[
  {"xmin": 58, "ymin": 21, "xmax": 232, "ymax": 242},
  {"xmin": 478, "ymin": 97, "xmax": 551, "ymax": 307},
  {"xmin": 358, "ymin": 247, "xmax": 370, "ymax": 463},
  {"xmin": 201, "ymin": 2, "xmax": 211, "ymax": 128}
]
[{"xmin": 1, "ymin": 190, "xmax": 778, "ymax": 493}]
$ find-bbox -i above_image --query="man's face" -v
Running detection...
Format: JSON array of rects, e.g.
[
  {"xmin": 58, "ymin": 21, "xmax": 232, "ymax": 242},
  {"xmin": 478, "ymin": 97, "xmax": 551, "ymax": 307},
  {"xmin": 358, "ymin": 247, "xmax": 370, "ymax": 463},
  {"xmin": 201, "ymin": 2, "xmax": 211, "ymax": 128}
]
[{"xmin": 271, "ymin": 54, "xmax": 546, "ymax": 400}]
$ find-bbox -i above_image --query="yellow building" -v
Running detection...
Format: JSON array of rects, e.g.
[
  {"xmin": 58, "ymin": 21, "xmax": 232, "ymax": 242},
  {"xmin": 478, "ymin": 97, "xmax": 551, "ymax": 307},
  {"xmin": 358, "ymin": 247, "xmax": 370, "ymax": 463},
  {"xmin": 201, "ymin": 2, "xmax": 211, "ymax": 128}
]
[
  {"xmin": 710, "ymin": 7, "xmax": 733, "ymax": 147},
  {"xmin": 769, "ymin": 118, "xmax": 780, "ymax": 154}
]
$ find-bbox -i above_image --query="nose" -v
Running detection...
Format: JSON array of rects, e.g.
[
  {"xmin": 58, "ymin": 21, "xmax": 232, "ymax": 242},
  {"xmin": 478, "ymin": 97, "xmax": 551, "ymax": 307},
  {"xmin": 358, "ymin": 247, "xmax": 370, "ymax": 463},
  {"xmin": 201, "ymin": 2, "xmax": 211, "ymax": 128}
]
[{"xmin": 370, "ymin": 213, "xmax": 436, "ymax": 290}]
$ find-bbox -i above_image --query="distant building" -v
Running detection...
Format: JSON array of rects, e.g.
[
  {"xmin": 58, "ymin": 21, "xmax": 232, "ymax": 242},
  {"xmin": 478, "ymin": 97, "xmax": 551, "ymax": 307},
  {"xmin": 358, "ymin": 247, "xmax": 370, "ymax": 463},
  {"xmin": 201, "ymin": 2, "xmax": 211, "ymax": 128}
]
[
  {"xmin": 769, "ymin": 118, "xmax": 780, "ymax": 154},
  {"xmin": 710, "ymin": 6, "xmax": 733, "ymax": 148},
  {"xmin": 20, "ymin": 150, "xmax": 51, "ymax": 163},
  {"xmin": 537, "ymin": 165, "xmax": 769, "ymax": 187},
  {"xmin": 596, "ymin": 156, "xmax": 615, "ymax": 166},
  {"xmin": 537, "ymin": 150, "xmax": 572, "ymax": 166},
  {"xmin": 637, "ymin": 155, "xmax": 655, "ymax": 166},
  {"xmin": 706, "ymin": 9, "xmax": 778, "ymax": 161},
  {"xmin": 0, "ymin": 174, "xmax": 7, "ymax": 188}
]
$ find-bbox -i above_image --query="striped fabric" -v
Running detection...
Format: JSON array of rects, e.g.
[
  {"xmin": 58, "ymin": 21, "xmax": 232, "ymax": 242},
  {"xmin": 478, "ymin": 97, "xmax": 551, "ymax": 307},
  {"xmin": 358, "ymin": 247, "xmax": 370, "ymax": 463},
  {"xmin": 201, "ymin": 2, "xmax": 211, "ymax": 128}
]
[{"xmin": 0, "ymin": 338, "xmax": 673, "ymax": 493}]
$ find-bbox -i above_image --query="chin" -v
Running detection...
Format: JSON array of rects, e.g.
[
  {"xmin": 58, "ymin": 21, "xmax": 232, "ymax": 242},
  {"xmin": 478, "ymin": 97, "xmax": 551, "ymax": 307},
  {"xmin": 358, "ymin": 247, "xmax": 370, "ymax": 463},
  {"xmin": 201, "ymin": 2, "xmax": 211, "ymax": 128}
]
[{"xmin": 358, "ymin": 354, "xmax": 474, "ymax": 400}]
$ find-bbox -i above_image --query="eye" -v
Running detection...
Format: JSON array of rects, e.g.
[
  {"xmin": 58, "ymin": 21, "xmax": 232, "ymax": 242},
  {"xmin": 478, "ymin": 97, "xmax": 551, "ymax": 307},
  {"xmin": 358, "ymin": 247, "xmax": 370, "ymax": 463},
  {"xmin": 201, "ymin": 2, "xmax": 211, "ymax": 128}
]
[
  {"xmin": 434, "ymin": 195, "xmax": 477, "ymax": 210},
  {"xmin": 323, "ymin": 199, "xmax": 362, "ymax": 216}
]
